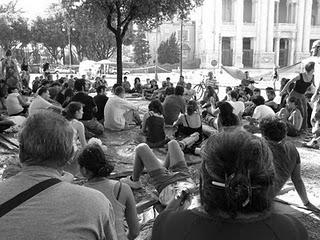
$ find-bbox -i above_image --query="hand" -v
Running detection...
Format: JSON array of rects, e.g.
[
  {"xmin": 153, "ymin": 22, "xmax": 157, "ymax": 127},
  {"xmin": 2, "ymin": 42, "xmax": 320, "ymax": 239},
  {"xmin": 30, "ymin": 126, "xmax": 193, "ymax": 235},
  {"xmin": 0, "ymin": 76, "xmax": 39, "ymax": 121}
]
[{"xmin": 165, "ymin": 191, "xmax": 191, "ymax": 212}]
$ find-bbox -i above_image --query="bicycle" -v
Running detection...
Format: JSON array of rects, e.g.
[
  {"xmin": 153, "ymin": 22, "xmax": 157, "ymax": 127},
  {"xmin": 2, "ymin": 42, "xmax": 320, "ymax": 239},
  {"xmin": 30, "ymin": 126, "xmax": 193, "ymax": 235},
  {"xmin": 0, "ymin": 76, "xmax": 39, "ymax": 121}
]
[{"xmin": 193, "ymin": 75, "xmax": 219, "ymax": 101}]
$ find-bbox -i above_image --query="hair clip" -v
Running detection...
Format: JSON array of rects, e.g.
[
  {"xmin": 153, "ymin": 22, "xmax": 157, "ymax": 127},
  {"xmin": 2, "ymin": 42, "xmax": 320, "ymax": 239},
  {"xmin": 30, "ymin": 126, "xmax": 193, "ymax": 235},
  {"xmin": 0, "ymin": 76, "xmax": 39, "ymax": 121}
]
[{"xmin": 211, "ymin": 180, "xmax": 226, "ymax": 188}]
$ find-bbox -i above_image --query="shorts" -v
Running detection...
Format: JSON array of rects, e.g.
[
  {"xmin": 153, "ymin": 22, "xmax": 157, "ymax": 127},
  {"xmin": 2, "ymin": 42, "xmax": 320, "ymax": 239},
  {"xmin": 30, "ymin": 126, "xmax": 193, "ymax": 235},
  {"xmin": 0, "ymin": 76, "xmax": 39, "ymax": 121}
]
[{"xmin": 149, "ymin": 161, "xmax": 193, "ymax": 204}]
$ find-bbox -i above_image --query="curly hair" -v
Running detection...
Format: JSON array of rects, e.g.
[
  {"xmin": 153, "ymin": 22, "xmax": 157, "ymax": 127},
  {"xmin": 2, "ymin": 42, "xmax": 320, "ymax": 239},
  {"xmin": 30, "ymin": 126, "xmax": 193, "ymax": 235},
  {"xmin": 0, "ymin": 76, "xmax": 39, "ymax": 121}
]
[
  {"xmin": 148, "ymin": 99, "xmax": 163, "ymax": 115},
  {"xmin": 260, "ymin": 117, "xmax": 287, "ymax": 142},
  {"xmin": 77, "ymin": 143, "xmax": 114, "ymax": 178},
  {"xmin": 200, "ymin": 130, "xmax": 274, "ymax": 218}
]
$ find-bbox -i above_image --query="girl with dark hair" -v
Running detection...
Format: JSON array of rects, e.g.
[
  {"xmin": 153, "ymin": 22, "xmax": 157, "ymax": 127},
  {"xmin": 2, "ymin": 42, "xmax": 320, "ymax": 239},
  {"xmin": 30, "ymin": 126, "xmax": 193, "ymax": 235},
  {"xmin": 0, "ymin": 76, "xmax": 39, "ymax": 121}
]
[
  {"xmin": 151, "ymin": 130, "xmax": 308, "ymax": 240},
  {"xmin": 173, "ymin": 100, "xmax": 202, "ymax": 151},
  {"xmin": 277, "ymin": 96, "xmax": 303, "ymax": 136},
  {"xmin": 280, "ymin": 62, "xmax": 316, "ymax": 130},
  {"xmin": 142, "ymin": 99, "xmax": 169, "ymax": 148},
  {"xmin": 216, "ymin": 101, "xmax": 240, "ymax": 131},
  {"xmin": 63, "ymin": 101, "xmax": 87, "ymax": 150},
  {"xmin": 201, "ymin": 86, "xmax": 219, "ymax": 112},
  {"xmin": 78, "ymin": 144, "xmax": 140, "ymax": 240}
]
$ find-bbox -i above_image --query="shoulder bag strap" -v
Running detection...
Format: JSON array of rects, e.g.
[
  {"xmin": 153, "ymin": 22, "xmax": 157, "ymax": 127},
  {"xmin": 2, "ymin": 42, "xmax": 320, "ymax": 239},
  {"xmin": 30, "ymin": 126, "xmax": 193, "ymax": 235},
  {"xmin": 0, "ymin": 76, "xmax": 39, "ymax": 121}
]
[
  {"xmin": 0, "ymin": 178, "xmax": 61, "ymax": 218},
  {"xmin": 116, "ymin": 181, "xmax": 122, "ymax": 201},
  {"xmin": 184, "ymin": 115, "xmax": 190, "ymax": 128}
]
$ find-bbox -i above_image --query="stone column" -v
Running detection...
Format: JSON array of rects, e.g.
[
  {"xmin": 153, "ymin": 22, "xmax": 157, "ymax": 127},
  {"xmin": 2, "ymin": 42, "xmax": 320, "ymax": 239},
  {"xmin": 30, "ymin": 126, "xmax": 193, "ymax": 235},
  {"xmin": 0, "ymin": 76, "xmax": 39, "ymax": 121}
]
[
  {"xmin": 317, "ymin": 0, "xmax": 320, "ymax": 25},
  {"xmin": 274, "ymin": 36, "xmax": 280, "ymax": 66},
  {"xmin": 295, "ymin": 0, "xmax": 306, "ymax": 62},
  {"xmin": 289, "ymin": 37, "xmax": 296, "ymax": 65},
  {"xmin": 214, "ymin": 0, "xmax": 223, "ymax": 67},
  {"xmin": 234, "ymin": 0, "xmax": 244, "ymax": 68},
  {"xmin": 302, "ymin": 0, "xmax": 312, "ymax": 53},
  {"xmin": 267, "ymin": 0, "xmax": 275, "ymax": 52}
]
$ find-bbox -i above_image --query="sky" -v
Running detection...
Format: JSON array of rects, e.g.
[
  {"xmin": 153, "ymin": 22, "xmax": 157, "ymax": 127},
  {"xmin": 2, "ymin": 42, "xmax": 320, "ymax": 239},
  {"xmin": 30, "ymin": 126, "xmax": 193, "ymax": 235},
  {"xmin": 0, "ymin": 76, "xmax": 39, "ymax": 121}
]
[{"xmin": 13, "ymin": 0, "xmax": 59, "ymax": 19}]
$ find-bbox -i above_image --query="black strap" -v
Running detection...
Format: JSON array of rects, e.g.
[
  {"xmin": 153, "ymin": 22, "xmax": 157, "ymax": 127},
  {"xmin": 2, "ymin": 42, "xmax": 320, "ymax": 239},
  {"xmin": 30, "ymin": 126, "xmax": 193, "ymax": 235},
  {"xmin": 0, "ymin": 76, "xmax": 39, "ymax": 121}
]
[
  {"xmin": 0, "ymin": 178, "xmax": 61, "ymax": 218},
  {"xmin": 184, "ymin": 115, "xmax": 190, "ymax": 128},
  {"xmin": 116, "ymin": 181, "xmax": 122, "ymax": 201}
]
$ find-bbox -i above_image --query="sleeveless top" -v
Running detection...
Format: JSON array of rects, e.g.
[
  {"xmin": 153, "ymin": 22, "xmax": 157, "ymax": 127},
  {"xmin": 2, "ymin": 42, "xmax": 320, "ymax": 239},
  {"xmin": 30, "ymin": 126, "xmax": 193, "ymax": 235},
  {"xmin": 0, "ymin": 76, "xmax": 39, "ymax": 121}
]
[
  {"xmin": 293, "ymin": 73, "xmax": 313, "ymax": 94},
  {"xmin": 69, "ymin": 119, "xmax": 80, "ymax": 151},
  {"xmin": 85, "ymin": 180, "xmax": 127, "ymax": 240},
  {"xmin": 175, "ymin": 114, "xmax": 203, "ymax": 141}
]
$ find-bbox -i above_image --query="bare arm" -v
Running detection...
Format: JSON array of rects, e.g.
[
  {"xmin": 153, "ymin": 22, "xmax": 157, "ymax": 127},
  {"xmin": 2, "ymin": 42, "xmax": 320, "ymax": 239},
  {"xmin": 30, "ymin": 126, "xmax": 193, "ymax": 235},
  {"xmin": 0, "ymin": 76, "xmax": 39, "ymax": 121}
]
[
  {"xmin": 17, "ymin": 95, "xmax": 28, "ymax": 107},
  {"xmin": 123, "ymin": 184, "xmax": 140, "ymax": 240},
  {"xmin": 77, "ymin": 121, "xmax": 87, "ymax": 147},
  {"xmin": 280, "ymin": 76, "xmax": 299, "ymax": 96},
  {"xmin": 291, "ymin": 163, "xmax": 309, "ymax": 205}
]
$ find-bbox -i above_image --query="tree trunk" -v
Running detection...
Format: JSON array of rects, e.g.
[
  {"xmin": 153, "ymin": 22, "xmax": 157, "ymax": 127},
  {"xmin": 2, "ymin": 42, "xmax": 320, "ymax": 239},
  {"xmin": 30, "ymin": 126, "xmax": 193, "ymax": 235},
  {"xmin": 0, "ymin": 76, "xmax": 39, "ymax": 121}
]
[{"xmin": 116, "ymin": 36, "xmax": 123, "ymax": 85}]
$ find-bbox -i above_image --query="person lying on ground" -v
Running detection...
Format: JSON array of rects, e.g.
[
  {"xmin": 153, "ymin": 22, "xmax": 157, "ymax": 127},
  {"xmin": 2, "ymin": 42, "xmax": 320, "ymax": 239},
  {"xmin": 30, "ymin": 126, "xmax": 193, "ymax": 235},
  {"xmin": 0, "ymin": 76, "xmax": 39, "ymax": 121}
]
[
  {"xmin": 0, "ymin": 111, "xmax": 117, "ymax": 240},
  {"xmin": 260, "ymin": 117, "xmax": 319, "ymax": 212},
  {"xmin": 104, "ymin": 86, "xmax": 141, "ymax": 131},
  {"xmin": 277, "ymin": 96, "xmax": 303, "ymax": 137},
  {"xmin": 6, "ymin": 86, "xmax": 29, "ymax": 116},
  {"xmin": 121, "ymin": 140, "xmax": 196, "ymax": 206},
  {"xmin": 151, "ymin": 130, "xmax": 308, "ymax": 240},
  {"xmin": 29, "ymin": 86, "xmax": 62, "ymax": 115},
  {"xmin": 78, "ymin": 143, "xmax": 140, "ymax": 240},
  {"xmin": 142, "ymin": 99, "xmax": 170, "ymax": 148}
]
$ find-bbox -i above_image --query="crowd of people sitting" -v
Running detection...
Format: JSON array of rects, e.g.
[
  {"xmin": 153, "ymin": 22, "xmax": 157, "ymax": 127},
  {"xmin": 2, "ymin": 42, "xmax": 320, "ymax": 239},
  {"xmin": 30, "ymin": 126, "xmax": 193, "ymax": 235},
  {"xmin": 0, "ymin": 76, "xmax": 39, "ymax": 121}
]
[{"xmin": 0, "ymin": 53, "xmax": 319, "ymax": 239}]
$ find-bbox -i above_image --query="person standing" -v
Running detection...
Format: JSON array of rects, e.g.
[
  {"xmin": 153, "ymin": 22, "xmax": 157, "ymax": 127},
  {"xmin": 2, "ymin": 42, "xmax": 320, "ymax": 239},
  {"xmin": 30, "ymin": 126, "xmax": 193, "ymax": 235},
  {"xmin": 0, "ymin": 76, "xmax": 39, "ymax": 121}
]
[
  {"xmin": 280, "ymin": 62, "xmax": 315, "ymax": 131},
  {"xmin": 1, "ymin": 50, "xmax": 20, "ymax": 90}
]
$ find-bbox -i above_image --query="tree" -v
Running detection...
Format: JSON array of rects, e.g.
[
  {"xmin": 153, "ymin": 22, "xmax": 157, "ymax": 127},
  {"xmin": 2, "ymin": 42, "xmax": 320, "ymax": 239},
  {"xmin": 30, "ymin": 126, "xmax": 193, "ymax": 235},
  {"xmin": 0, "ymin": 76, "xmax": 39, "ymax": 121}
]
[
  {"xmin": 73, "ymin": 0, "xmax": 203, "ymax": 84},
  {"xmin": 133, "ymin": 27, "xmax": 151, "ymax": 65},
  {"xmin": 31, "ymin": 15, "xmax": 67, "ymax": 62},
  {"xmin": 157, "ymin": 33, "xmax": 180, "ymax": 65}
]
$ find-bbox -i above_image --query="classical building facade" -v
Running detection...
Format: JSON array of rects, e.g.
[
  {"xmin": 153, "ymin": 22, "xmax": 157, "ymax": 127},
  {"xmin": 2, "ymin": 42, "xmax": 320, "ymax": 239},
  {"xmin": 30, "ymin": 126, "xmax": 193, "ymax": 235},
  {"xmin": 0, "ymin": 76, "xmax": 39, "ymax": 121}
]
[{"xmin": 194, "ymin": 0, "xmax": 320, "ymax": 68}]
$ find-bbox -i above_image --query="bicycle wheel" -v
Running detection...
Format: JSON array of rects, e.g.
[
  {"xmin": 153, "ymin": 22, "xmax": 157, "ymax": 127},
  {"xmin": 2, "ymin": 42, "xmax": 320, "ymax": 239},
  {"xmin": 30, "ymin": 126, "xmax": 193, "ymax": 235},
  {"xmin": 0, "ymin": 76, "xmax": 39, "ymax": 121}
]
[{"xmin": 193, "ymin": 84, "xmax": 204, "ymax": 101}]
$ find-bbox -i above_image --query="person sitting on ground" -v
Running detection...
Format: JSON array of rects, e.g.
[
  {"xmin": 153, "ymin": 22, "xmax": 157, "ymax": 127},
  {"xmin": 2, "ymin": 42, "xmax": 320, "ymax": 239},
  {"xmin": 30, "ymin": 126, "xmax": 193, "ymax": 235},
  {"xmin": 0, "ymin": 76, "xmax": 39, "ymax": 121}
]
[
  {"xmin": 265, "ymin": 88, "xmax": 279, "ymax": 112},
  {"xmin": 277, "ymin": 96, "xmax": 303, "ymax": 137},
  {"xmin": 61, "ymin": 88, "xmax": 74, "ymax": 108},
  {"xmin": 131, "ymin": 77, "xmax": 143, "ymax": 94},
  {"xmin": 122, "ymin": 76, "xmax": 131, "ymax": 93},
  {"xmin": 151, "ymin": 130, "xmax": 308, "ymax": 240},
  {"xmin": 166, "ymin": 77, "xmax": 173, "ymax": 87},
  {"xmin": 94, "ymin": 85, "xmax": 109, "ymax": 122},
  {"xmin": 92, "ymin": 76, "xmax": 104, "ymax": 90},
  {"xmin": 203, "ymin": 101, "xmax": 240, "ymax": 132},
  {"xmin": 227, "ymin": 90, "xmax": 245, "ymax": 119},
  {"xmin": 222, "ymin": 86, "xmax": 232, "ymax": 101},
  {"xmin": 200, "ymin": 86, "xmax": 219, "ymax": 115},
  {"xmin": 55, "ymin": 82, "xmax": 69, "ymax": 105},
  {"xmin": 0, "ymin": 111, "xmax": 117, "ymax": 240},
  {"xmin": 29, "ymin": 86, "xmax": 62, "ymax": 115},
  {"xmin": 151, "ymin": 81, "xmax": 168, "ymax": 102},
  {"xmin": 0, "ymin": 79, "xmax": 7, "ymax": 109},
  {"xmin": 163, "ymin": 86, "xmax": 186, "ymax": 125},
  {"xmin": 142, "ymin": 99, "xmax": 169, "ymax": 148},
  {"xmin": 173, "ymin": 100, "xmax": 202, "ymax": 151},
  {"xmin": 144, "ymin": 79, "xmax": 159, "ymax": 100},
  {"xmin": 245, "ymin": 95, "xmax": 275, "ymax": 125},
  {"xmin": 62, "ymin": 101, "xmax": 87, "ymax": 175},
  {"xmin": 252, "ymin": 88, "xmax": 261, "ymax": 98},
  {"xmin": 183, "ymin": 83, "xmax": 196, "ymax": 102},
  {"xmin": 49, "ymin": 82, "xmax": 62, "ymax": 101},
  {"xmin": 104, "ymin": 86, "xmax": 141, "ymax": 131},
  {"xmin": 6, "ymin": 86, "xmax": 29, "ymax": 116},
  {"xmin": 177, "ymin": 75, "xmax": 186, "ymax": 88},
  {"xmin": 71, "ymin": 78, "xmax": 104, "ymax": 138},
  {"xmin": 121, "ymin": 140, "xmax": 196, "ymax": 206},
  {"xmin": 32, "ymin": 76, "xmax": 41, "ymax": 93},
  {"xmin": 260, "ymin": 117, "xmax": 319, "ymax": 212},
  {"xmin": 78, "ymin": 143, "xmax": 140, "ymax": 240}
]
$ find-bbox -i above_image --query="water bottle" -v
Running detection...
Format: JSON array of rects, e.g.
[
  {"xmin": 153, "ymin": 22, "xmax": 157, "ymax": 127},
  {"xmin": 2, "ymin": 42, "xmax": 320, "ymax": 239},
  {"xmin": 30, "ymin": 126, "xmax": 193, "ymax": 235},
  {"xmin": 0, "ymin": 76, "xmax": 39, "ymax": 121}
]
[{"xmin": 179, "ymin": 132, "xmax": 200, "ymax": 150}]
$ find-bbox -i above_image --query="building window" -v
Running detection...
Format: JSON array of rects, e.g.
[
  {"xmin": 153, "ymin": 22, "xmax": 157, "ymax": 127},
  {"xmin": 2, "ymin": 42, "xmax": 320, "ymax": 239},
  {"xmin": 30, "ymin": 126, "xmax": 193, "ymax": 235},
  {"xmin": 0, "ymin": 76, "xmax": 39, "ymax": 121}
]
[
  {"xmin": 276, "ymin": 0, "xmax": 296, "ymax": 24},
  {"xmin": 243, "ymin": 0, "xmax": 254, "ymax": 23},
  {"xmin": 312, "ymin": 0, "xmax": 320, "ymax": 25},
  {"xmin": 222, "ymin": 0, "xmax": 233, "ymax": 22},
  {"xmin": 177, "ymin": 29, "xmax": 189, "ymax": 42}
]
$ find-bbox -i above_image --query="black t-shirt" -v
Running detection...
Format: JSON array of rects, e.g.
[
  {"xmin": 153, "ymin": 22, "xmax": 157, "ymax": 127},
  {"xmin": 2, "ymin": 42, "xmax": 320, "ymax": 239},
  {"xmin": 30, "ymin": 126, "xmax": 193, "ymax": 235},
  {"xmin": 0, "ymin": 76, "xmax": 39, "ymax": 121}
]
[
  {"xmin": 152, "ymin": 208, "xmax": 307, "ymax": 240},
  {"xmin": 145, "ymin": 114, "xmax": 165, "ymax": 143},
  {"xmin": 71, "ymin": 92, "xmax": 96, "ymax": 120},
  {"xmin": 93, "ymin": 94, "xmax": 108, "ymax": 121}
]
